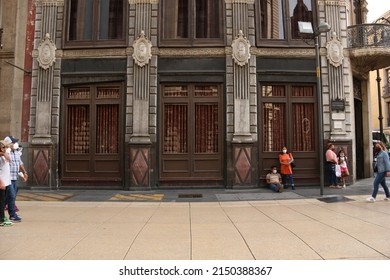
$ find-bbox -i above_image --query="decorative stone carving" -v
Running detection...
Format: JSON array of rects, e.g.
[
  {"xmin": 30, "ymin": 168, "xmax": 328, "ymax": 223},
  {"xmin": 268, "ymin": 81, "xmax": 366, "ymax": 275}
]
[
  {"xmin": 231, "ymin": 30, "xmax": 251, "ymax": 67},
  {"xmin": 37, "ymin": 33, "xmax": 56, "ymax": 70},
  {"xmin": 132, "ymin": 31, "xmax": 152, "ymax": 67},
  {"xmin": 128, "ymin": 0, "xmax": 159, "ymax": 4},
  {"xmin": 326, "ymin": 32, "xmax": 344, "ymax": 67},
  {"xmin": 34, "ymin": 0, "xmax": 64, "ymax": 6},
  {"xmin": 225, "ymin": 0, "xmax": 255, "ymax": 3}
]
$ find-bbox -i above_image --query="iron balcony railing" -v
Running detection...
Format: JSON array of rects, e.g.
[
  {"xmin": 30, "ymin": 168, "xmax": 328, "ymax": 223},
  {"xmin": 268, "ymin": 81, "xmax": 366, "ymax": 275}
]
[{"xmin": 347, "ymin": 23, "xmax": 390, "ymax": 48}]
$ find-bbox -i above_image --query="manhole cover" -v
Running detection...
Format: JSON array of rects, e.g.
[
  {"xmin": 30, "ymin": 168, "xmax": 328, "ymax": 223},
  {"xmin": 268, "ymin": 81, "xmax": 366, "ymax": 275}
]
[
  {"xmin": 317, "ymin": 196, "xmax": 354, "ymax": 203},
  {"xmin": 178, "ymin": 194, "xmax": 203, "ymax": 198}
]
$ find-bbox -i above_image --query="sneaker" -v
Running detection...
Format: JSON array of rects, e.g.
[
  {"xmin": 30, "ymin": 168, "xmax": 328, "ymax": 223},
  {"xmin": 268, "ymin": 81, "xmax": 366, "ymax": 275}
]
[
  {"xmin": 342, "ymin": 184, "xmax": 346, "ymax": 188},
  {"xmin": 10, "ymin": 215, "xmax": 22, "ymax": 222},
  {"xmin": 277, "ymin": 185, "xmax": 283, "ymax": 193},
  {"xmin": 384, "ymin": 197, "xmax": 390, "ymax": 201},
  {"xmin": 366, "ymin": 197, "xmax": 376, "ymax": 202},
  {"xmin": 291, "ymin": 185, "xmax": 295, "ymax": 190},
  {"xmin": 1, "ymin": 217, "xmax": 13, "ymax": 226}
]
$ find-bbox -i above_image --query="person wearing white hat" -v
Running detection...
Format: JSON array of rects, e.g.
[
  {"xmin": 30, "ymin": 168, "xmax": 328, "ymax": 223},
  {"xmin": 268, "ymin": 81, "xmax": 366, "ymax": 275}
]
[
  {"xmin": 4, "ymin": 136, "xmax": 27, "ymax": 222},
  {"xmin": 0, "ymin": 139, "xmax": 13, "ymax": 226}
]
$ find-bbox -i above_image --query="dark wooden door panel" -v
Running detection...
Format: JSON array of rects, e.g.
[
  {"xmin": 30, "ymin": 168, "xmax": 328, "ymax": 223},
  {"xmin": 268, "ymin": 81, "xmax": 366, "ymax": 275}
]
[
  {"xmin": 259, "ymin": 84, "xmax": 319, "ymax": 185},
  {"xmin": 160, "ymin": 84, "xmax": 223, "ymax": 184},
  {"xmin": 62, "ymin": 85, "xmax": 123, "ymax": 185}
]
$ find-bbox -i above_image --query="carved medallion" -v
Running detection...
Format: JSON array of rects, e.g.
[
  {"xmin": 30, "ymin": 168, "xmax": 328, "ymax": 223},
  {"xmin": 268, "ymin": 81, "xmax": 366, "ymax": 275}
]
[
  {"xmin": 231, "ymin": 30, "xmax": 251, "ymax": 67},
  {"xmin": 37, "ymin": 33, "xmax": 56, "ymax": 69},
  {"xmin": 326, "ymin": 32, "xmax": 344, "ymax": 67},
  {"xmin": 132, "ymin": 31, "xmax": 152, "ymax": 67}
]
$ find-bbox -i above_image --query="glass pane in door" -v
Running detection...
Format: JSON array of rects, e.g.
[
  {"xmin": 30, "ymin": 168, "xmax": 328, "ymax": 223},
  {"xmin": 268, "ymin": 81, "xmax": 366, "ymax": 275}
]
[
  {"xmin": 96, "ymin": 104, "xmax": 119, "ymax": 154},
  {"xmin": 263, "ymin": 103, "xmax": 286, "ymax": 151},
  {"xmin": 195, "ymin": 104, "xmax": 218, "ymax": 153},
  {"xmin": 67, "ymin": 105, "xmax": 90, "ymax": 154},
  {"xmin": 163, "ymin": 104, "xmax": 188, "ymax": 153}
]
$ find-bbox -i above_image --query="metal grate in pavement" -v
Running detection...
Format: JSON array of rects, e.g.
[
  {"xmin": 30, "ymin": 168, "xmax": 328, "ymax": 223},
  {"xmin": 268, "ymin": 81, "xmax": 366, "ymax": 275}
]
[
  {"xmin": 317, "ymin": 195, "xmax": 355, "ymax": 203},
  {"xmin": 178, "ymin": 194, "xmax": 203, "ymax": 198}
]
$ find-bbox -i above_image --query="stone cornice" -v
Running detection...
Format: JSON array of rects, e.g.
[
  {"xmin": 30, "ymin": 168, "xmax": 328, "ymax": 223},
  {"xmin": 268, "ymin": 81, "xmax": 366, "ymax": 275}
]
[
  {"xmin": 34, "ymin": 0, "xmax": 64, "ymax": 6},
  {"xmin": 157, "ymin": 48, "xmax": 227, "ymax": 57},
  {"xmin": 0, "ymin": 51, "xmax": 15, "ymax": 59},
  {"xmin": 225, "ymin": 0, "xmax": 255, "ymax": 4},
  {"xmin": 128, "ymin": 0, "xmax": 159, "ymax": 4},
  {"xmin": 251, "ymin": 47, "xmax": 315, "ymax": 58},
  {"xmin": 54, "ymin": 47, "xmax": 319, "ymax": 59},
  {"xmin": 47, "ymin": 48, "xmax": 128, "ymax": 59},
  {"xmin": 317, "ymin": 0, "xmax": 346, "ymax": 6}
]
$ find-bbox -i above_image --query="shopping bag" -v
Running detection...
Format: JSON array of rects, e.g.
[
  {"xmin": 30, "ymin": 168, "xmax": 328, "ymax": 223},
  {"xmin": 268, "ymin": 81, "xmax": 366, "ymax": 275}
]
[{"xmin": 335, "ymin": 164, "xmax": 342, "ymax": 178}]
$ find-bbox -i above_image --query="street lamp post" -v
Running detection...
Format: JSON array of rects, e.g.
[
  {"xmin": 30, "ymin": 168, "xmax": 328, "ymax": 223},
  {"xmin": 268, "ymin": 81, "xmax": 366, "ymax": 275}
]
[
  {"xmin": 376, "ymin": 71, "xmax": 384, "ymax": 142},
  {"xmin": 298, "ymin": 21, "xmax": 331, "ymax": 196},
  {"xmin": 374, "ymin": 17, "xmax": 390, "ymax": 143}
]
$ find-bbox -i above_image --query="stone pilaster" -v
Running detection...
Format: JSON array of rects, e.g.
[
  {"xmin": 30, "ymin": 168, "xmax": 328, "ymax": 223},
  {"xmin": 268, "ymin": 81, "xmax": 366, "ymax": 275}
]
[
  {"xmin": 127, "ymin": 1, "xmax": 158, "ymax": 189},
  {"xmin": 30, "ymin": 0, "xmax": 63, "ymax": 187},
  {"xmin": 319, "ymin": 1, "xmax": 351, "ymax": 140},
  {"xmin": 226, "ymin": 1, "xmax": 257, "ymax": 187}
]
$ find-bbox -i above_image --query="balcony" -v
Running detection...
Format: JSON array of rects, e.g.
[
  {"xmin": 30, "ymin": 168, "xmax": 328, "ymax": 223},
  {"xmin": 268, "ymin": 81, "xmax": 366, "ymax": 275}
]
[{"xmin": 347, "ymin": 23, "xmax": 390, "ymax": 72}]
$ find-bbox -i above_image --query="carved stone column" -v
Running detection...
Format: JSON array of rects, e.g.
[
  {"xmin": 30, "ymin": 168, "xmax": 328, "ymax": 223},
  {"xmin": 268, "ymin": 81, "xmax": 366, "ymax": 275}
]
[
  {"xmin": 30, "ymin": 0, "xmax": 63, "ymax": 188},
  {"xmin": 128, "ymin": 1, "xmax": 157, "ymax": 189},
  {"xmin": 227, "ymin": 0, "xmax": 257, "ymax": 187},
  {"xmin": 319, "ymin": 1, "xmax": 350, "ymax": 140}
]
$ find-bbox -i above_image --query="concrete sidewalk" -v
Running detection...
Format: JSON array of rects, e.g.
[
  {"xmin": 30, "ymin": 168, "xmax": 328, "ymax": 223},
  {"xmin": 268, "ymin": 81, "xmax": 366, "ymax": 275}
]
[{"xmin": 1, "ymin": 177, "xmax": 390, "ymax": 260}]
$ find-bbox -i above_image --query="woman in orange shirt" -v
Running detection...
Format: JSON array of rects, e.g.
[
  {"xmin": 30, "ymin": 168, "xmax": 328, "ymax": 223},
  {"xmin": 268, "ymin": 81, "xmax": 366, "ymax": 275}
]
[{"xmin": 279, "ymin": 146, "xmax": 295, "ymax": 190}]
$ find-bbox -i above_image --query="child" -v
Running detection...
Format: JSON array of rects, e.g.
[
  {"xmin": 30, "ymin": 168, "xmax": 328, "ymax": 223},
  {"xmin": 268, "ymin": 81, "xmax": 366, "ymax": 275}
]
[
  {"xmin": 0, "ymin": 139, "xmax": 13, "ymax": 226},
  {"xmin": 266, "ymin": 166, "xmax": 283, "ymax": 192},
  {"xmin": 337, "ymin": 149, "xmax": 349, "ymax": 188}
]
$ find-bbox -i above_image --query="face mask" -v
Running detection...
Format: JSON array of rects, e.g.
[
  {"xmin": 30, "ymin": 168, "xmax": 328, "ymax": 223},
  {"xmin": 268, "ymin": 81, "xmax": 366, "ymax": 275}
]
[
  {"xmin": 272, "ymin": 170, "xmax": 277, "ymax": 174},
  {"xmin": 13, "ymin": 142, "xmax": 19, "ymax": 150},
  {"xmin": 282, "ymin": 149, "xmax": 287, "ymax": 153}
]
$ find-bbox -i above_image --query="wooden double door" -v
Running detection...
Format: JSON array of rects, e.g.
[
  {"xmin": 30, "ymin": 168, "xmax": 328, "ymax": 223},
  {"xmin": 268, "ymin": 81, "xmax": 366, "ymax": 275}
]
[
  {"xmin": 160, "ymin": 84, "xmax": 224, "ymax": 185},
  {"xmin": 61, "ymin": 83, "xmax": 123, "ymax": 186}
]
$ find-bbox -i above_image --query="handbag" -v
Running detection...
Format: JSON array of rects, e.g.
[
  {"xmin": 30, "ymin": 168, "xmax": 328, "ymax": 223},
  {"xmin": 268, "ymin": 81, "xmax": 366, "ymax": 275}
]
[
  {"xmin": 373, "ymin": 159, "xmax": 378, "ymax": 172},
  {"xmin": 289, "ymin": 153, "xmax": 295, "ymax": 168}
]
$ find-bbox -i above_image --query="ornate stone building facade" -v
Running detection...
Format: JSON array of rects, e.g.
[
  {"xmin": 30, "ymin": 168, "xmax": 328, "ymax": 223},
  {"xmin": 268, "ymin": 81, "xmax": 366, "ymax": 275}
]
[{"xmin": 2, "ymin": 0, "xmax": 389, "ymax": 189}]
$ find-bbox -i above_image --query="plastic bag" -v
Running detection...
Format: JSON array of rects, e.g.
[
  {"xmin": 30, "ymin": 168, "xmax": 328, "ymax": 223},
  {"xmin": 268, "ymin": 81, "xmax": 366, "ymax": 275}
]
[{"xmin": 335, "ymin": 164, "xmax": 342, "ymax": 178}]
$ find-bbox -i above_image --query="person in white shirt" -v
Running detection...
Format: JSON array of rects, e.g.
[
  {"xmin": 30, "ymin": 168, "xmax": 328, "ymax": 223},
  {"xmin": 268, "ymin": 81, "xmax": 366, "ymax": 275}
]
[
  {"xmin": 265, "ymin": 166, "xmax": 283, "ymax": 193},
  {"xmin": 0, "ymin": 139, "xmax": 13, "ymax": 226}
]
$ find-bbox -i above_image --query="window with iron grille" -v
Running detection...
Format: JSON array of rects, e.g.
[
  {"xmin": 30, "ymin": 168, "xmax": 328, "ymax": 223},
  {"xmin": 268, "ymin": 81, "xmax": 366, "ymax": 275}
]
[{"xmin": 261, "ymin": 85, "xmax": 316, "ymax": 152}]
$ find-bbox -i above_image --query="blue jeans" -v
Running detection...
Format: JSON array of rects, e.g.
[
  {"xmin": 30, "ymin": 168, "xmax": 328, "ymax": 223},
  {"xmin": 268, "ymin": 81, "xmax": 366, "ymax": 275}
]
[
  {"xmin": 372, "ymin": 172, "xmax": 390, "ymax": 198},
  {"xmin": 282, "ymin": 174, "xmax": 294, "ymax": 187},
  {"xmin": 268, "ymin": 183, "xmax": 281, "ymax": 192},
  {"xmin": 326, "ymin": 162, "xmax": 337, "ymax": 186},
  {"xmin": 5, "ymin": 180, "xmax": 17, "ymax": 218},
  {"xmin": 0, "ymin": 188, "xmax": 6, "ymax": 221}
]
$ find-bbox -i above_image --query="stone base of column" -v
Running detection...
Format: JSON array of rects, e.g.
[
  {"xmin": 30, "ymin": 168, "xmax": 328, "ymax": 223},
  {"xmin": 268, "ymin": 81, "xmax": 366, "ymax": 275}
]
[
  {"xmin": 29, "ymin": 144, "xmax": 54, "ymax": 189},
  {"xmin": 231, "ymin": 143, "xmax": 256, "ymax": 188},
  {"xmin": 129, "ymin": 143, "xmax": 151, "ymax": 190}
]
